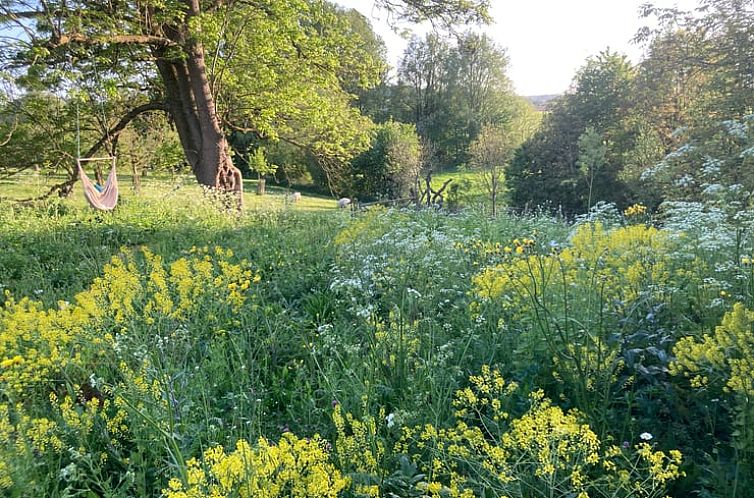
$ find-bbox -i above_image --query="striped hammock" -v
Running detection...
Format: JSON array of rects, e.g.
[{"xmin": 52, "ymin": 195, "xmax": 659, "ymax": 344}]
[{"xmin": 77, "ymin": 158, "xmax": 119, "ymax": 210}]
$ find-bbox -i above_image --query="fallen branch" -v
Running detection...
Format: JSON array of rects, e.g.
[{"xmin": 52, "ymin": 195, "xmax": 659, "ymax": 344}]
[{"xmin": 432, "ymin": 178, "xmax": 453, "ymax": 203}]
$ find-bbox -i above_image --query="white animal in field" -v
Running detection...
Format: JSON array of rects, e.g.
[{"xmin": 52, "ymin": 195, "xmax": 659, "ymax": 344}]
[
  {"xmin": 292, "ymin": 192, "xmax": 302, "ymax": 202},
  {"xmin": 337, "ymin": 198, "xmax": 351, "ymax": 209}
]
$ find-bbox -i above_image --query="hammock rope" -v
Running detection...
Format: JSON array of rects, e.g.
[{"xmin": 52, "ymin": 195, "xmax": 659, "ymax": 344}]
[{"xmin": 73, "ymin": 59, "xmax": 120, "ymax": 210}]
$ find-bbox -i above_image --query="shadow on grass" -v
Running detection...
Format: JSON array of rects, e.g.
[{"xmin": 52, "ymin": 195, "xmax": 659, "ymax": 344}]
[{"xmin": 0, "ymin": 205, "xmax": 344, "ymax": 306}]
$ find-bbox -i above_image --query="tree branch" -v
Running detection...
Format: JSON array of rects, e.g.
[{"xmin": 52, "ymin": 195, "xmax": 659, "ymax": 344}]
[
  {"xmin": 0, "ymin": 117, "xmax": 17, "ymax": 147},
  {"xmin": 84, "ymin": 101, "xmax": 167, "ymax": 159},
  {"xmin": 48, "ymin": 33, "xmax": 177, "ymax": 49},
  {"xmin": 16, "ymin": 101, "xmax": 167, "ymax": 203}
]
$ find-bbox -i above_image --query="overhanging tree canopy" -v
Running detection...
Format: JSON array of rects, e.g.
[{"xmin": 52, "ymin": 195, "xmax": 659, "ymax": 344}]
[{"xmin": 0, "ymin": 0, "xmax": 490, "ymax": 205}]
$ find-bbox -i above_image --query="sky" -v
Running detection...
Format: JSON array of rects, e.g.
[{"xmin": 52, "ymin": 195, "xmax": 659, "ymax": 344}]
[{"xmin": 332, "ymin": 0, "xmax": 701, "ymax": 96}]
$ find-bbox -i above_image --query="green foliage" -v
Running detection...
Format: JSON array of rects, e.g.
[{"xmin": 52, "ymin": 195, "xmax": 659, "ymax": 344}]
[
  {"xmin": 0, "ymin": 181, "xmax": 753, "ymax": 496},
  {"xmin": 468, "ymin": 124, "xmax": 513, "ymax": 216},
  {"xmin": 473, "ymin": 223, "xmax": 679, "ymax": 427},
  {"xmin": 7, "ymin": 113, "xmax": 754, "ymax": 498},
  {"xmin": 508, "ymin": 1, "xmax": 754, "ymax": 214},
  {"xmin": 671, "ymin": 303, "xmax": 754, "ymax": 495},
  {"xmin": 350, "ymin": 121, "xmax": 421, "ymax": 200},
  {"xmin": 397, "ymin": 368, "xmax": 683, "ymax": 498},
  {"xmin": 373, "ymin": 0, "xmax": 490, "ymax": 25},
  {"xmin": 508, "ymin": 51, "xmax": 636, "ymax": 214},
  {"xmin": 0, "ymin": 92, "xmax": 79, "ymax": 176},
  {"xmin": 205, "ymin": 0, "xmax": 379, "ymax": 164},
  {"xmin": 396, "ymin": 32, "xmax": 515, "ymax": 169},
  {"xmin": 577, "ymin": 127, "xmax": 608, "ymax": 210},
  {"xmin": 437, "ymin": 170, "xmax": 487, "ymax": 210},
  {"xmin": 642, "ymin": 117, "xmax": 754, "ymax": 212},
  {"xmin": 0, "ymin": 0, "xmax": 387, "ymax": 188},
  {"xmin": 118, "ymin": 113, "xmax": 185, "ymax": 179},
  {"xmin": 248, "ymin": 147, "xmax": 278, "ymax": 178}
]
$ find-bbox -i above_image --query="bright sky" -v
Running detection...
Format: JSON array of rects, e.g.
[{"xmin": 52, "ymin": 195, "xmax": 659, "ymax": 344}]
[{"xmin": 332, "ymin": 0, "xmax": 701, "ymax": 96}]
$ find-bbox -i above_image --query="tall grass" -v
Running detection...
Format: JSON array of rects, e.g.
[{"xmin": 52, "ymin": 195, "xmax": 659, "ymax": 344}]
[{"xmin": 0, "ymin": 190, "xmax": 752, "ymax": 497}]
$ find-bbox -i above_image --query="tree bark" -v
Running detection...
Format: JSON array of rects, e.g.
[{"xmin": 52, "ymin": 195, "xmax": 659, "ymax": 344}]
[
  {"xmin": 491, "ymin": 183, "xmax": 497, "ymax": 218},
  {"xmin": 152, "ymin": 0, "xmax": 244, "ymax": 209},
  {"xmin": 8, "ymin": 0, "xmax": 245, "ymax": 209},
  {"xmin": 132, "ymin": 162, "xmax": 141, "ymax": 194}
]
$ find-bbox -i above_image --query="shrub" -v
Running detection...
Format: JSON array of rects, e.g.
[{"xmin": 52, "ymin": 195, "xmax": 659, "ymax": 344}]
[{"xmin": 350, "ymin": 121, "xmax": 421, "ymax": 201}]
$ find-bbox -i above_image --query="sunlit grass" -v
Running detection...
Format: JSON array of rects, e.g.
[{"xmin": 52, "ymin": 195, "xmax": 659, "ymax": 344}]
[
  {"xmin": 0, "ymin": 170, "xmax": 338, "ymax": 211},
  {"xmin": 432, "ymin": 169, "xmax": 490, "ymax": 208}
]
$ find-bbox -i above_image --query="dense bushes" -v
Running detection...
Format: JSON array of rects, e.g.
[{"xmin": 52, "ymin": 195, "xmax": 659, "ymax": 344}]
[{"xmin": 349, "ymin": 121, "xmax": 421, "ymax": 201}]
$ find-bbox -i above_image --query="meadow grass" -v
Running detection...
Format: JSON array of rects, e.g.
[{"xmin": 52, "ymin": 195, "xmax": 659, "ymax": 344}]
[
  {"xmin": 431, "ymin": 170, "xmax": 492, "ymax": 210},
  {"xmin": 0, "ymin": 182, "xmax": 752, "ymax": 497},
  {"xmin": 1, "ymin": 170, "xmax": 338, "ymax": 211}
]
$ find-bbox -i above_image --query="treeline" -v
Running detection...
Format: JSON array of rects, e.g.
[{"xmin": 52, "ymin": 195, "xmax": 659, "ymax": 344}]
[
  {"xmin": 233, "ymin": 28, "xmax": 538, "ymax": 202},
  {"xmin": 3, "ymin": 0, "xmax": 753, "ymax": 214},
  {"xmin": 508, "ymin": 0, "xmax": 754, "ymax": 214},
  {"xmin": 0, "ymin": 2, "xmax": 535, "ymax": 204}
]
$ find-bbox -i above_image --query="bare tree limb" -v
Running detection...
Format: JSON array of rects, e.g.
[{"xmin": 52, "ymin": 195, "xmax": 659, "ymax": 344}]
[
  {"xmin": 48, "ymin": 33, "xmax": 177, "ymax": 49},
  {"xmin": 0, "ymin": 116, "xmax": 17, "ymax": 147}
]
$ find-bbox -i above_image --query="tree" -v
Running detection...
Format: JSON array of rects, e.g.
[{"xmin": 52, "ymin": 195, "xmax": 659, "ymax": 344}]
[
  {"xmin": 626, "ymin": 0, "xmax": 754, "ymax": 207},
  {"xmin": 638, "ymin": 0, "xmax": 754, "ymax": 119},
  {"xmin": 507, "ymin": 50, "xmax": 636, "ymax": 213},
  {"xmin": 577, "ymin": 127, "xmax": 608, "ymax": 211},
  {"xmin": 338, "ymin": 9, "xmax": 392, "ymax": 123},
  {"xmin": 0, "ymin": 92, "xmax": 78, "ymax": 181},
  {"xmin": 446, "ymin": 33, "xmax": 513, "ymax": 153},
  {"xmin": 507, "ymin": 96, "xmax": 543, "ymax": 144},
  {"xmin": 397, "ymin": 31, "xmax": 514, "ymax": 168},
  {"xmin": 469, "ymin": 124, "xmax": 514, "ymax": 217},
  {"xmin": 0, "ymin": 0, "xmax": 489, "ymax": 207},
  {"xmin": 248, "ymin": 147, "xmax": 277, "ymax": 195},
  {"xmin": 350, "ymin": 121, "xmax": 421, "ymax": 200},
  {"xmin": 398, "ymin": 34, "xmax": 451, "ymax": 139},
  {"xmin": 117, "ymin": 112, "xmax": 184, "ymax": 193}
]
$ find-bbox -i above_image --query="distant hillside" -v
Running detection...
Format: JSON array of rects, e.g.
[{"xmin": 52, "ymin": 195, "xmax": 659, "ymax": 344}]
[{"xmin": 525, "ymin": 94, "xmax": 560, "ymax": 111}]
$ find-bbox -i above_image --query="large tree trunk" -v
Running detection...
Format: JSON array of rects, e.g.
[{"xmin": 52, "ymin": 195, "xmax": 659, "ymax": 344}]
[{"xmin": 154, "ymin": 5, "xmax": 244, "ymax": 209}]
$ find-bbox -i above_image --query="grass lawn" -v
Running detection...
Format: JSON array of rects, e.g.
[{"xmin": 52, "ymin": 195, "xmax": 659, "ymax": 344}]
[
  {"xmin": 0, "ymin": 170, "xmax": 338, "ymax": 211},
  {"xmin": 431, "ymin": 169, "xmax": 491, "ymax": 208}
]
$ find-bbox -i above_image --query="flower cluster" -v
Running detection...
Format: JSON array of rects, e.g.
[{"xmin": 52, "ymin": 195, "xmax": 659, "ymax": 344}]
[
  {"xmin": 163, "ymin": 433, "xmax": 348, "ymax": 498},
  {"xmin": 332, "ymin": 403, "xmax": 385, "ymax": 497},
  {"xmin": 396, "ymin": 367, "xmax": 683, "ymax": 498},
  {"xmin": 671, "ymin": 302, "xmax": 754, "ymax": 395},
  {"xmin": 624, "ymin": 203, "xmax": 648, "ymax": 218},
  {"xmin": 0, "ymin": 389, "xmax": 131, "ymax": 492},
  {"xmin": 0, "ymin": 291, "xmax": 104, "ymax": 394},
  {"xmin": 0, "ymin": 247, "xmax": 258, "ymax": 395},
  {"xmin": 453, "ymin": 237, "xmax": 537, "ymax": 265},
  {"xmin": 473, "ymin": 223, "xmax": 673, "ymax": 310},
  {"xmin": 0, "ymin": 246, "xmax": 260, "ymax": 494},
  {"xmin": 78, "ymin": 246, "xmax": 260, "ymax": 324}
]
